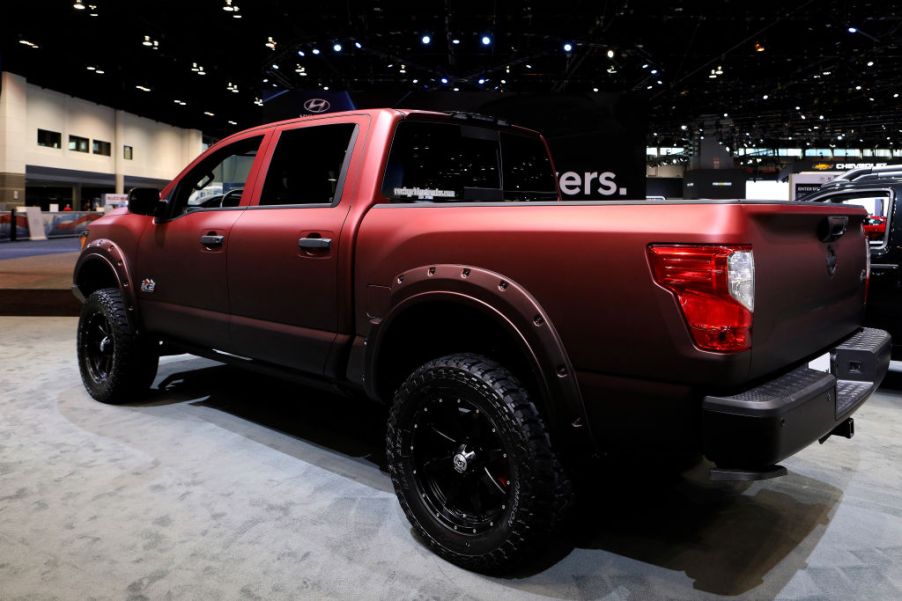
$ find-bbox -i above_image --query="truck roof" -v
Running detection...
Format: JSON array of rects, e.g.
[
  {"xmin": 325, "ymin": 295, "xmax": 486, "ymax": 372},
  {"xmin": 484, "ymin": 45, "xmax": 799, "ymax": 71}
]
[{"xmin": 223, "ymin": 107, "xmax": 541, "ymax": 143}]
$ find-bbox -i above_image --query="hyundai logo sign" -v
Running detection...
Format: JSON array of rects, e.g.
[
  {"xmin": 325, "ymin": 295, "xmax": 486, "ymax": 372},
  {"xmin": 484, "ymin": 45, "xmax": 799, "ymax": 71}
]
[{"xmin": 303, "ymin": 98, "xmax": 331, "ymax": 113}]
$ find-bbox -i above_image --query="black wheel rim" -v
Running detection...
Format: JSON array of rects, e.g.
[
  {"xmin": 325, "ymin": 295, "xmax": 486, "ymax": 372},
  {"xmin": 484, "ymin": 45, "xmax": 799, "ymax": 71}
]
[
  {"xmin": 409, "ymin": 386, "xmax": 513, "ymax": 535},
  {"xmin": 82, "ymin": 312, "xmax": 114, "ymax": 383}
]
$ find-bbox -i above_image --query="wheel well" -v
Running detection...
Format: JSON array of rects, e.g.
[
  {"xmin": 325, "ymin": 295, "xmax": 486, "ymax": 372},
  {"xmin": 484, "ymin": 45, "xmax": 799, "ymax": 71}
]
[
  {"xmin": 374, "ymin": 300, "xmax": 547, "ymax": 415},
  {"xmin": 75, "ymin": 258, "xmax": 119, "ymax": 298}
]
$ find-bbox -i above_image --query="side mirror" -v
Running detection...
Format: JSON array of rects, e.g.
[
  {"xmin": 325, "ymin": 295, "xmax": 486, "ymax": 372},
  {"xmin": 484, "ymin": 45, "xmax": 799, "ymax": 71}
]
[{"xmin": 127, "ymin": 187, "xmax": 162, "ymax": 216}]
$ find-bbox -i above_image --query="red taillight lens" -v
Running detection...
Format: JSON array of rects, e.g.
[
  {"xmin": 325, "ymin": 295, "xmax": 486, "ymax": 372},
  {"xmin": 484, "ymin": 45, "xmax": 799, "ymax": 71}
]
[{"xmin": 648, "ymin": 245, "xmax": 753, "ymax": 352}]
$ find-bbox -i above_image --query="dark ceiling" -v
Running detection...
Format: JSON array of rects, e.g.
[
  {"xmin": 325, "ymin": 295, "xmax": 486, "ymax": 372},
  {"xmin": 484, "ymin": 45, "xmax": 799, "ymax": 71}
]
[{"xmin": 2, "ymin": 0, "xmax": 901, "ymax": 150}]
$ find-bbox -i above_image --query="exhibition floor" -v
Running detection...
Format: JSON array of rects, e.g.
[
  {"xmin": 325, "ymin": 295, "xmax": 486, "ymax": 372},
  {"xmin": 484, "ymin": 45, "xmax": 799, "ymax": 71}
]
[{"xmin": 1, "ymin": 317, "xmax": 901, "ymax": 600}]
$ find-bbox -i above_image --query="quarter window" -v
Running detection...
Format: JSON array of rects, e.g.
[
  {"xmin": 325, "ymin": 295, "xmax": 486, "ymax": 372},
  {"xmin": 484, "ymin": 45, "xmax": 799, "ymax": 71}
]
[
  {"xmin": 382, "ymin": 120, "xmax": 558, "ymax": 202},
  {"xmin": 259, "ymin": 123, "xmax": 357, "ymax": 206}
]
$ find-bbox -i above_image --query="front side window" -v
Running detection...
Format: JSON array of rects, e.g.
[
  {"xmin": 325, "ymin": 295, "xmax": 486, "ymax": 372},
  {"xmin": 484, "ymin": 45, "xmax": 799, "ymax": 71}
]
[
  {"xmin": 170, "ymin": 136, "xmax": 263, "ymax": 216},
  {"xmin": 259, "ymin": 123, "xmax": 356, "ymax": 206}
]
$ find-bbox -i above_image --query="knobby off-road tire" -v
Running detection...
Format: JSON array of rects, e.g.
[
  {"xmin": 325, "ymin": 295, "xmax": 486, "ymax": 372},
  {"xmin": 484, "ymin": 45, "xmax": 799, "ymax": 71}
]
[
  {"xmin": 386, "ymin": 353, "xmax": 571, "ymax": 572},
  {"xmin": 77, "ymin": 287, "xmax": 159, "ymax": 404}
]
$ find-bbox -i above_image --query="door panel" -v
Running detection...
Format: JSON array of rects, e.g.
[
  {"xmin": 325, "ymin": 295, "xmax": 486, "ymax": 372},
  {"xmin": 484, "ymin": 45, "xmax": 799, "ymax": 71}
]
[
  {"xmin": 225, "ymin": 119, "xmax": 361, "ymax": 374},
  {"xmin": 136, "ymin": 132, "xmax": 269, "ymax": 349},
  {"xmin": 227, "ymin": 207, "xmax": 348, "ymax": 372},
  {"xmin": 136, "ymin": 210, "xmax": 243, "ymax": 348}
]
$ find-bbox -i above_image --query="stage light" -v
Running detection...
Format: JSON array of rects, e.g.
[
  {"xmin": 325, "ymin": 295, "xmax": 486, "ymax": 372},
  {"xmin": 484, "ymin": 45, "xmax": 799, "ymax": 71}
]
[
  {"xmin": 73, "ymin": 0, "xmax": 85, "ymax": 9},
  {"xmin": 848, "ymin": 26, "xmax": 857, "ymax": 33},
  {"xmin": 481, "ymin": 35, "xmax": 491, "ymax": 46},
  {"xmin": 421, "ymin": 35, "xmax": 431, "ymax": 45},
  {"xmin": 606, "ymin": 49, "xmax": 614, "ymax": 58},
  {"xmin": 312, "ymin": 48, "xmax": 321, "ymax": 55},
  {"xmin": 441, "ymin": 77, "xmax": 448, "ymax": 84},
  {"xmin": 563, "ymin": 42, "xmax": 572, "ymax": 52},
  {"xmin": 333, "ymin": 43, "xmax": 342, "ymax": 52},
  {"xmin": 355, "ymin": 42, "xmax": 362, "ymax": 49},
  {"xmin": 452, "ymin": 38, "xmax": 460, "ymax": 45}
]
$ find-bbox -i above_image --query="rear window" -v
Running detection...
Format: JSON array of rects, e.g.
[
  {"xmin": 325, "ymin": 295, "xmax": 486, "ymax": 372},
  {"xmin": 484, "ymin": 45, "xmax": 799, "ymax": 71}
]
[{"xmin": 382, "ymin": 120, "xmax": 558, "ymax": 202}]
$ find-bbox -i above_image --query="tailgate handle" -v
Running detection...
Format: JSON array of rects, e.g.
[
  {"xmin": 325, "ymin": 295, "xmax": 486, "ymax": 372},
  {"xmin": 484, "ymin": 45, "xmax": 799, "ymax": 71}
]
[{"xmin": 819, "ymin": 216, "xmax": 849, "ymax": 242}]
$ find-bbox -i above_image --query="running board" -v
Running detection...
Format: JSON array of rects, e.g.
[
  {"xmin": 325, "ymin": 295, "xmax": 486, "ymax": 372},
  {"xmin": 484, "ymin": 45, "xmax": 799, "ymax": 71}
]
[{"xmin": 709, "ymin": 465, "xmax": 787, "ymax": 481}]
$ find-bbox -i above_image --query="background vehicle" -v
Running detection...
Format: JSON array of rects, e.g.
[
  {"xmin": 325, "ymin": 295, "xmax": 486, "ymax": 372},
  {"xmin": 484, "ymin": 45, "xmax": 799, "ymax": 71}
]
[
  {"xmin": 73, "ymin": 109, "xmax": 889, "ymax": 572},
  {"xmin": 801, "ymin": 166, "xmax": 902, "ymax": 357}
]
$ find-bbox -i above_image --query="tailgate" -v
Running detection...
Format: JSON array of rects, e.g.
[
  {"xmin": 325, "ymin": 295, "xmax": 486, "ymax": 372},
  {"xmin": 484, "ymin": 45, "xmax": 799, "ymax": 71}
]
[{"xmin": 746, "ymin": 203, "xmax": 868, "ymax": 379}]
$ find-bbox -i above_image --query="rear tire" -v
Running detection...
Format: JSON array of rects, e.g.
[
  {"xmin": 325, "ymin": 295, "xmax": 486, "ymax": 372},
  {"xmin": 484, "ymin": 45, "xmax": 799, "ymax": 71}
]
[
  {"xmin": 386, "ymin": 353, "xmax": 570, "ymax": 572},
  {"xmin": 77, "ymin": 287, "xmax": 158, "ymax": 404}
]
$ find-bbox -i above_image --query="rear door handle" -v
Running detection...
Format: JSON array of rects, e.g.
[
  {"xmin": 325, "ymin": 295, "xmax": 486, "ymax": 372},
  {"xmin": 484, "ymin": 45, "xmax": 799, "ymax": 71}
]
[
  {"xmin": 200, "ymin": 234, "xmax": 225, "ymax": 247},
  {"xmin": 298, "ymin": 237, "xmax": 332, "ymax": 250}
]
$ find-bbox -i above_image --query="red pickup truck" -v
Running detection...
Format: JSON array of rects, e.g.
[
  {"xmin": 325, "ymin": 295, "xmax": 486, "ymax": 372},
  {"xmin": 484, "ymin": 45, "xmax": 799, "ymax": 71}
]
[{"xmin": 73, "ymin": 108, "xmax": 890, "ymax": 571}]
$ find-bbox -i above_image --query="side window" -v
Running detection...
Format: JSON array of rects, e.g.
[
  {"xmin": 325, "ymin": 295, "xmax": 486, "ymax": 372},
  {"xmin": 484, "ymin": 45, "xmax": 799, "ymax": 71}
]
[
  {"xmin": 382, "ymin": 121, "xmax": 501, "ymax": 202},
  {"xmin": 500, "ymin": 133, "xmax": 558, "ymax": 201},
  {"xmin": 824, "ymin": 191, "xmax": 892, "ymax": 247},
  {"xmin": 259, "ymin": 123, "xmax": 356, "ymax": 206},
  {"xmin": 171, "ymin": 136, "xmax": 263, "ymax": 216}
]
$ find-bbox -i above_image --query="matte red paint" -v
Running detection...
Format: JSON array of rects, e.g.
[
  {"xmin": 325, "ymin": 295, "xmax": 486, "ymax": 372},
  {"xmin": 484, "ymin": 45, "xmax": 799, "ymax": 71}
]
[{"xmin": 76, "ymin": 108, "xmax": 874, "ymax": 460}]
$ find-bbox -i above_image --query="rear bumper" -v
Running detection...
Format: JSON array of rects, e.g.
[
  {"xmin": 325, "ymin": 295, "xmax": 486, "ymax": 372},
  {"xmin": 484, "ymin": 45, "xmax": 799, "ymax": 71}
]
[{"xmin": 702, "ymin": 327, "xmax": 891, "ymax": 468}]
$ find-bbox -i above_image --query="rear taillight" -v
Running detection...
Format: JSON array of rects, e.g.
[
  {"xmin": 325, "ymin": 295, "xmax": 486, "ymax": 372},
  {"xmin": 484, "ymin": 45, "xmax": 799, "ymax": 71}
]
[{"xmin": 648, "ymin": 244, "xmax": 754, "ymax": 352}]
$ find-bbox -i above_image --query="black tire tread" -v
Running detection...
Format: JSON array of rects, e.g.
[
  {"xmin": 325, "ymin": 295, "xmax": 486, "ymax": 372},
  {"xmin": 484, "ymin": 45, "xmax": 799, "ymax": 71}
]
[
  {"xmin": 386, "ymin": 353, "xmax": 571, "ymax": 572},
  {"xmin": 77, "ymin": 287, "xmax": 158, "ymax": 404}
]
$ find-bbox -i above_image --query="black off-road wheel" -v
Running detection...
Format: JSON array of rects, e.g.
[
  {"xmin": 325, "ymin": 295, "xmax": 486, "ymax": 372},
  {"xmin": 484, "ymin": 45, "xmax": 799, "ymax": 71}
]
[
  {"xmin": 386, "ymin": 353, "xmax": 570, "ymax": 573},
  {"xmin": 77, "ymin": 288, "xmax": 159, "ymax": 404}
]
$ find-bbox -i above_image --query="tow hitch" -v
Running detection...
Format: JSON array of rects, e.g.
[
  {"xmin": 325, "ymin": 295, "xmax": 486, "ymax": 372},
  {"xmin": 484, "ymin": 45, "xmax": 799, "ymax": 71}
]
[{"xmin": 820, "ymin": 417, "xmax": 855, "ymax": 444}]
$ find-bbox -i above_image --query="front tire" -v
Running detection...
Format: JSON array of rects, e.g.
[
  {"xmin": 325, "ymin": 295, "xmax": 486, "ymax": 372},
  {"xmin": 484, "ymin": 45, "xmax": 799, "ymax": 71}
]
[
  {"xmin": 77, "ymin": 288, "xmax": 158, "ymax": 404},
  {"xmin": 386, "ymin": 353, "xmax": 569, "ymax": 572}
]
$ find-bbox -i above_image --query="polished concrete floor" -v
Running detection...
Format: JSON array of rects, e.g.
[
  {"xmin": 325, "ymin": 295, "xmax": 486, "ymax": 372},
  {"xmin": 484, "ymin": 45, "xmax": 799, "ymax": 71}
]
[{"xmin": 1, "ymin": 316, "xmax": 901, "ymax": 600}]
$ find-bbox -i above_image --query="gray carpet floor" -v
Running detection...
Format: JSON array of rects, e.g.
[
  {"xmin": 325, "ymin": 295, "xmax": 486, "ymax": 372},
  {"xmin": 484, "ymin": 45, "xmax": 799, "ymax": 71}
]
[{"xmin": 1, "ymin": 316, "xmax": 901, "ymax": 600}]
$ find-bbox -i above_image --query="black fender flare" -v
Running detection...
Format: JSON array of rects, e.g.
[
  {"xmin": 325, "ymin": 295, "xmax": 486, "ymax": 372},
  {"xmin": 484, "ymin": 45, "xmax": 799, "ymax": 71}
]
[
  {"xmin": 73, "ymin": 238, "xmax": 141, "ymax": 327},
  {"xmin": 363, "ymin": 263, "xmax": 595, "ymax": 451}
]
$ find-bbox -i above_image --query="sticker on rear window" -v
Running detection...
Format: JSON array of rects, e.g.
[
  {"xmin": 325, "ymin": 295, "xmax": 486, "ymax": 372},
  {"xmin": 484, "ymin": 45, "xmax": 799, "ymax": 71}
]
[{"xmin": 393, "ymin": 186, "xmax": 456, "ymax": 200}]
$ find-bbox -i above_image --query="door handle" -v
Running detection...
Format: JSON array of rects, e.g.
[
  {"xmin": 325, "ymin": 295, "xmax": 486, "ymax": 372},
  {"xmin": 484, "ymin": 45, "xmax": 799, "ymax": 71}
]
[
  {"xmin": 200, "ymin": 234, "xmax": 225, "ymax": 247},
  {"xmin": 298, "ymin": 237, "xmax": 332, "ymax": 250}
]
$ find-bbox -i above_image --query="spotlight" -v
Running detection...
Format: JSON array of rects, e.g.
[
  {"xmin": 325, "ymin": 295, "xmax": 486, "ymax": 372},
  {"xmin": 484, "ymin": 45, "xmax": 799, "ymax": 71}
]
[
  {"xmin": 481, "ymin": 35, "xmax": 491, "ymax": 46},
  {"xmin": 421, "ymin": 35, "xmax": 431, "ymax": 45},
  {"xmin": 606, "ymin": 49, "xmax": 614, "ymax": 58},
  {"xmin": 312, "ymin": 48, "xmax": 321, "ymax": 55},
  {"xmin": 354, "ymin": 41, "xmax": 362, "ymax": 49},
  {"xmin": 563, "ymin": 42, "xmax": 573, "ymax": 52},
  {"xmin": 848, "ymin": 26, "xmax": 857, "ymax": 33},
  {"xmin": 452, "ymin": 38, "xmax": 460, "ymax": 45},
  {"xmin": 441, "ymin": 77, "xmax": 448, "ymax": 84},
  {"xmin": 333, "ymin": 43, "xmax": 342, "ymax": 52}
]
